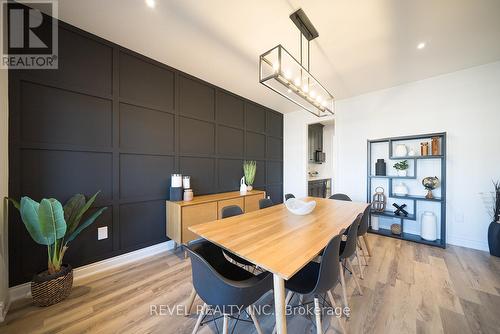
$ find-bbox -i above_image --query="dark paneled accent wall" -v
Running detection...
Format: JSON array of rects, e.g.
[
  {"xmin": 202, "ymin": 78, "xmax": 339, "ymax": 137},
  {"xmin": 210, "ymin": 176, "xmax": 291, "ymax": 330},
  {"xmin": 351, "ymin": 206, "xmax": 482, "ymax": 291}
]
[{"xmin": 8, "ymin": 20, "xmax": 283, "ymax": 285}]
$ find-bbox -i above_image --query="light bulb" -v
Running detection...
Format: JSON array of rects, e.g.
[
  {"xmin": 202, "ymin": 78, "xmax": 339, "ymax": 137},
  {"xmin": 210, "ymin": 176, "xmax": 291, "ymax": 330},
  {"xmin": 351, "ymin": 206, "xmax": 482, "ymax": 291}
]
[
  {"xmin": 287, "ymin": 88, "xmax": 292, "ymax": 93},
  {"xmin": 302, "ymin": 85, "xmax": 309, "ymax": 93},
  {"xmin": 294, "ymin": 78, "xmax": 301, "ymax": 86},
  {"xmin": 310, "ymin": 91, "xmax": 316, "ymax": 98},
  {"xmin": 272, "ymin": 63, "xmax": 279, "ymax": 72},
  {"xmin": 316, "ymin": 96, "xmax": 322, "ymax": 103},
  {"xmin": 284, "ymin": 69, "xmax": 292, "ymax": 80},
  {"xmin": 321, "ymin": 101, "xmax": 327, "ymax": 107}
]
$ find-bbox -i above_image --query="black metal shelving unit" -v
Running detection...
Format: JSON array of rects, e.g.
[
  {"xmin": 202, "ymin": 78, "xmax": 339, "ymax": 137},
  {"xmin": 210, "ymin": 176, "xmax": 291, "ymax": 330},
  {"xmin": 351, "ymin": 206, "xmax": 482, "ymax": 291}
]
[{"xmin": 366, "ymin": 132, "xmax": 447, "ymax": 248}]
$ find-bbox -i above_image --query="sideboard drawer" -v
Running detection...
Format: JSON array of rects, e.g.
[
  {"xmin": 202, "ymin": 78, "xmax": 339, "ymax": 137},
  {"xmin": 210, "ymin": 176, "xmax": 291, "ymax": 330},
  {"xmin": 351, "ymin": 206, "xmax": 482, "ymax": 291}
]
[
  {"xmin": 244, "ymin": 193, "xmax": 265, "ymax": 213},
  {"xmin": 181, "ymin": 202, "xmax": 217, "ymax": 243}
]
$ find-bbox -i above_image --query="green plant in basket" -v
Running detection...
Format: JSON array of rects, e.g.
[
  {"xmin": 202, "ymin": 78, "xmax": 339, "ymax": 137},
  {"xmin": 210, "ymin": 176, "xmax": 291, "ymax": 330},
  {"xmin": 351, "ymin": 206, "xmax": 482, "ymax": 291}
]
[
  {"xmin": 393, "ymin": 160, "xmax": 409, "ymax": 170},
  {"xmin": 7, "ymin": 191, "xmax": 106, "ymax": 274}
]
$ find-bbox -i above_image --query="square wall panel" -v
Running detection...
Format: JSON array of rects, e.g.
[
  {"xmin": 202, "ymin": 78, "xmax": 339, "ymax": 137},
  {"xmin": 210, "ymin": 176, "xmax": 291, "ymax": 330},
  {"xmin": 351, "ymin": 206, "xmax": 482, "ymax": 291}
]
[
  {"xmin": 266, "ymin": 184, "xmax": 284, "ymax": 204},
  {"xmin": 217, "ymin": 125, "xmax": 244, "ymax": 157},
  {"xmin": 179, "ymin": 117, "xmax": 215, "ymax": 155},
  {"xmin": 217, "ymin": 91, "xmax": 244, "ymax": 128},
  {"xmin": 246, "ymin": 132, "xmax": 266, "ymax": 159},
  {"xmin": 119, "ymin": 200, "xmax": 166, "ymax": 249},
  {"xmin": 267, "ymin": 111, "xmax": 283, "ymax": 138},
  {"xmin": 253, "ymin": 160, "xmax": 266, "ymax": 187},
  {"xmin": 245, "ymin": 102, "xmax": 266, "ymax": 133},
  {"xmin": 179, "ymin": 157, "xmax": 215, "ymax": 195},
  {"xmin": 266, "ymin": 161, "xmax": 283, "ymax": 184},
  {"xmin": 218, "ymin": 159, "xmax": 244, "ymax": 192},
  {"xmin": 267, "ymin": 136, "xmax": 283, "ymax": 160},
  {"xmin": 179, "ymin": 76, "xmax": 215, "ymax": 121},
  {"xmin": 119, "ymin": 52, "xmax": 175, "ymax": 111},
  {"xmin": 119, "ymin": 103, "xmax": 174, "ymax": 154}
]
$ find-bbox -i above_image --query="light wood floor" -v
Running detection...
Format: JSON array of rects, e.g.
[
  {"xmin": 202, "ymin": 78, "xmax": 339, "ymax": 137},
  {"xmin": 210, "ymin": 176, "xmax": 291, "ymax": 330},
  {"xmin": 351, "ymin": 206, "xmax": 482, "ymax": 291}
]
[{"xmin": 2, "ymin": 234, "xmax": 500, "ymax": 334}]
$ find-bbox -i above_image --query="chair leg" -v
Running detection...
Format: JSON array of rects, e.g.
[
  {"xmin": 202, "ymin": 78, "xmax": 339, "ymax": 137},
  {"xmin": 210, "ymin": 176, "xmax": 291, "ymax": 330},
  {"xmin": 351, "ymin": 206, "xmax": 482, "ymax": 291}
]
[
  {"xmin": 184, "ymin": 287, "xmax": 197, "ymax": 316},
  {"xmin": 347, "ymin": 258, "xmax": 363, "ymax": 296},
  {"xmin": 357, "ymin": 238, "xmax": 368, "ymax": 265},
  {"xmin": 314, "ymin": 297, "xmax": 322, "ymax": 334},
  {"xmin": 355, "ymin": 249, "xmax": 364, "ymax": 279},
  {"xmin": 327, "ymin": 290, "xmax": 345, "ymax": 334},
  {"xmin": 362, "ymin": 234, "xmax": 372, "ymax": 257},
  {"xmin": 339, "ymin": 261, "xmax": 349, "ymax": 313},
  {"xmin": 191, "ymin": 303, "xmax": 207, "ymax": 334},
  {"xmin": 247, "ymin": 306, "xmax": 263, "ymax": 334},
  {"xmin": 222, "ymin": 314, "xmax": 229, "ymax": 334}
]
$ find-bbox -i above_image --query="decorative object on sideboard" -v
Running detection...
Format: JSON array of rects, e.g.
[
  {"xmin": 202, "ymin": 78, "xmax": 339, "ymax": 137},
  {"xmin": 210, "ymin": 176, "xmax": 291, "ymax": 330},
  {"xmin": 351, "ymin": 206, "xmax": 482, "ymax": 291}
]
[
  {"xmin": 392, "ymin": 203, "xmax": 409, "ymax": 217},
  {"xmin": 170, "ymin": 174, "xmax": 183, "ymax": 201},
  {"xmin": 6, "ymin": 192, "xmax": 106, "ymax": 306},
  {"xmin": 370, "ymin": 215, "xmax": 380, "ymax": 230},
  {"xmin": 371, "ymin": 186, "xmax": 387, "ymax": 212},
  {"xmin": 239, "ymin": 176, "xmax": 247, "ymax": 195},
  {"xmin": 431, "ymin": 137, "xmax": 440, "ymax": 155},
  {"xmin": 485, "ymin": 180, "xmax": 500, "ymax": 256},
  {"xmin": 408, "ymin": 148, "xmax": 416, "ymax": 157},
  {"xmin": 394, "ymin": 160, "xmax": 409, "ymax": 177},
  {"xmin": 422, "ymin": 176, "xmax": 439, "ymax": 199},
  {"xmin": 375, "ymin": 159, "xmax": 386, "ymax": 176},
  {"xmin": 171, "ymin": 174, "xmax": 182, "ymax": 188},
  {"xmin": 420, "ymin": 142, "xmax": 429, "ymax": 156},
  {"xmin": 183, "ymin": 189, "xmax": 194, "ymax": 202},
  {"xmin": 182, "ymin": 176, "xmax": 191, "ymax": 189},
  {"xmin": 390, "ymin": 223, "xmax": 401, "ymax": 235},
  {"xmin": 394, "ymin": 144, "xmax": 408, "ymax": 157},
  {"xmin": 421, "ymin": 211, "xmax": 437, "ymax": 241},
  {"xmin": 394, "ymin": 182, "xmax": 409, "ymax": 196},
  {"xmin": 243, "ymin": 160, "xmax": 257, "ymax": 191},
  {"xmin": 285, "ymin": 198, "xmax": 317, "ymax": 215}
]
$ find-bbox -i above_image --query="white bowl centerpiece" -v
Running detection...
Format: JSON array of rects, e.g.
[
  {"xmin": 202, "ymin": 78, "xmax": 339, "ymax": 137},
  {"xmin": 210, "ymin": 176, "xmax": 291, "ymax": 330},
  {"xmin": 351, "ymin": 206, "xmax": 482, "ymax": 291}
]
[{"xmin": 285, "ymin": 198, "xmax": 316, "ymax": 215}]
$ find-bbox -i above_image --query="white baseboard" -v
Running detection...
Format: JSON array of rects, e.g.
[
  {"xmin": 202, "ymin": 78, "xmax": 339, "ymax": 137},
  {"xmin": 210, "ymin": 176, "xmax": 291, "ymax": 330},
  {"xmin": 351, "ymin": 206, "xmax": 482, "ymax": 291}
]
[
  {"xmin": 7, "ymin": 240, "xmax": 176, "ymax": 305},
  {"xmin": 0, "ymin": 301, "xmax": 8, "ymax": 322},
  {"xmin": 447, "ymin": 235, "xmax": 489, "ymax": 252}
]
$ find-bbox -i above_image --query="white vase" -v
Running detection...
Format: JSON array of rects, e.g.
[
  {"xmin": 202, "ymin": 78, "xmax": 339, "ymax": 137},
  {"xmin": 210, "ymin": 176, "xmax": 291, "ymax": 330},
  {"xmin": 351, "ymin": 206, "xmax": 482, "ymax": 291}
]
[
  {"xmin": 239, "ymin": 177, "xmax": 247, "ymax": 195},
  {"xmin": 394, "ymin": 183, "xmax": 408, "ymax": 196},
  {"xmin": 421, "ymin": 211, "xmax": 437, "ymax": 241},
  {"xmin": 371, "ymin": 216, "xmax": 379, "ymax": 230},
  {"xmin": 397, "ymin": 170, "xmax": 408, "ymax": 177},
  {"xmin": 394, "ymin": 144, "xmax": 407, "ymax": 157}
]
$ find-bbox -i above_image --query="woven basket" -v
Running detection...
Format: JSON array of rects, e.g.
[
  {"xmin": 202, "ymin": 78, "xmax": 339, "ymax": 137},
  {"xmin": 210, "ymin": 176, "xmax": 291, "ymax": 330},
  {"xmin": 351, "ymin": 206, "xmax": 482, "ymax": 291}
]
[
  {"xmin": 31, "ymin": 264, "xmax": 73, "ymax": 307},
  {"xmin": 391, "ymin": 224, "xmax": 402, "ymax": 235}
]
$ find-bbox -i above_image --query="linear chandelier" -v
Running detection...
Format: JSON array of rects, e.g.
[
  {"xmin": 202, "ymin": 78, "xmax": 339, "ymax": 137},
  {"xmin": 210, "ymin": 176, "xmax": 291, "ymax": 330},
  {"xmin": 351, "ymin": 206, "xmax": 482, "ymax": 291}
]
[{"xmin": 259, "ymin": 9, "xmax": 334, "ymax": 117}]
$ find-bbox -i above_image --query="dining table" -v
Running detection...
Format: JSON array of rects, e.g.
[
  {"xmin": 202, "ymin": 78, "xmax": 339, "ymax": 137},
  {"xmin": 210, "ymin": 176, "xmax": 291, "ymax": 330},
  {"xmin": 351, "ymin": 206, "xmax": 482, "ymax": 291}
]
[{"xmin": 189, "ymin": 197, "xmax": 369, "ymax": 334}]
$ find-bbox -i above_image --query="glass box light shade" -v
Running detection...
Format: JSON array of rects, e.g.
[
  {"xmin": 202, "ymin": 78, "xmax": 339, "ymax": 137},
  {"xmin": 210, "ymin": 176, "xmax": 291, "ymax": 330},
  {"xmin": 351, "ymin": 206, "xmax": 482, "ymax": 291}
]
[{"xmin": 259, "ymin": 45, "xmax": 334, "ymax": 117}]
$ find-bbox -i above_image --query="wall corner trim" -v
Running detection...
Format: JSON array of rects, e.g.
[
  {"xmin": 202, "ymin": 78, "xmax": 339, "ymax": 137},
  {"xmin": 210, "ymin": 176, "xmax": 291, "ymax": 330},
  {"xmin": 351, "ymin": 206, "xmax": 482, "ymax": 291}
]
[{"xmin": 6, "ymin": 240, "xmax": 175, "ymax": 308}]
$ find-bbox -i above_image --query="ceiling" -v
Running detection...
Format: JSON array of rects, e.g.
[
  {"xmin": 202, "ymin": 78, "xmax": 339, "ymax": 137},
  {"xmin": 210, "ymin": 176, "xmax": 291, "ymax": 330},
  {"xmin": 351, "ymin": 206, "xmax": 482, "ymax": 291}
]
[{"xmin": 48, "ymin": 0, "xmax": 500, "ymax": 113}]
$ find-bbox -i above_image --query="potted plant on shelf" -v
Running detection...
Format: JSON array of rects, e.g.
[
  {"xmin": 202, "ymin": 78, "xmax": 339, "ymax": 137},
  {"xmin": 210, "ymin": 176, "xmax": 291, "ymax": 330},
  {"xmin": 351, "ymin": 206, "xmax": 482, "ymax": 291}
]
[
  {"xmin": 243, "ymin": 161, "xmax": 257, "ymax": 191},
  {"xmin": 6, "ymin": 191, "xmax": 106, "ymax": 306},
  {"xmin": 394, "ymin": 160, "xmax": 409, "ymax": 177},
  {"xmin": 487, "ymin": 180, "xmax": 500, "ymax": 257}
]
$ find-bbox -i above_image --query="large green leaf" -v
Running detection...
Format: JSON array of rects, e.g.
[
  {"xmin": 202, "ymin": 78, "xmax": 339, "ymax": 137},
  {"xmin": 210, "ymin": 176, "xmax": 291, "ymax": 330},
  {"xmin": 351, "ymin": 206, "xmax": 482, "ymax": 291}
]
[
  {"xmin": 69, "ymin": 191, "xmax": 100, "ymax": 235},
  {"xmin": 63, "ymin": 194, "xmax": 86, "ymax": 235},
  {"xmin": 65, "ymin": 207, "xmax": 107, "ymax": 244},
  {"xmin": 19, "ymin": 197, "xmax": 47, "ymax": 245},
  {"xmin": 38, "ymin": 198, "xmax": 66, "ymax": 244},
  {"xmin": 6, "ymin": 197, "xmax": 20, "ymax": 210}
]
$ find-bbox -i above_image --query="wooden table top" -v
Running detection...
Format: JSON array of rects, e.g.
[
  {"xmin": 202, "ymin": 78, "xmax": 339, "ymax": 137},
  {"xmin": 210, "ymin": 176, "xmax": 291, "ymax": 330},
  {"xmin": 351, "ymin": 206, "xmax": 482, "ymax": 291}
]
[
  {"xmin": 166, "ymin": 190, "xmax": 265, "ymax": 207},
  {"xmin": 189, "ymin": 197, "xmax": 369, "ymax": 280}
]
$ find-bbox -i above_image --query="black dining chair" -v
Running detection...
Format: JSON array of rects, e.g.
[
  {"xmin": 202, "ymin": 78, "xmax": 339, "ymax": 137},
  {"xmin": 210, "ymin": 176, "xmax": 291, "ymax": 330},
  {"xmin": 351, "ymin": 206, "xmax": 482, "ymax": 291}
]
[
  {"xmin": 284, "ymin": 193, "xmax": 295, "ymax": 201},
  {"xmin": 338, "ymin": 213, "xmax": 364, "ymax": 312},
  {"xmin": 279, "ymin": 233, "xmax": 345, "ymax": 334},
  {"xmin": 187, "ymin": 239, "xmax": 272, "ymax": 334},
  {"xmin": 329, "ymin": 193, "xmax": 352, "ymax": 201},
  {"xmin": 221, "ymin": 205, "xmax": 257, "ymax": 270},
  {"xmin": 258, "ymin": 198, "xmax": 273, "ymax": 209}
]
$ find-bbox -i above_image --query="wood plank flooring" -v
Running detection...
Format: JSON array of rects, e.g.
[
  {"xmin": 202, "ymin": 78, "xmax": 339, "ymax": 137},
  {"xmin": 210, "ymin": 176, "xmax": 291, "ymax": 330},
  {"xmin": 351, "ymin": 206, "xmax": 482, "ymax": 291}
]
[{"xmin": 1, "ymin": 234, "xmax": 499, "ymax": 334}]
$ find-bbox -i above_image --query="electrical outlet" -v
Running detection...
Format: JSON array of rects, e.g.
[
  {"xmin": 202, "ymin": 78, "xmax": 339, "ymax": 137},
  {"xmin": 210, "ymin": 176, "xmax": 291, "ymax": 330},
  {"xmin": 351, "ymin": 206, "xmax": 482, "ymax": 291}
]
[{"xmin": 97, "ymin": 226, "xmax": 108, "ymax": 240}]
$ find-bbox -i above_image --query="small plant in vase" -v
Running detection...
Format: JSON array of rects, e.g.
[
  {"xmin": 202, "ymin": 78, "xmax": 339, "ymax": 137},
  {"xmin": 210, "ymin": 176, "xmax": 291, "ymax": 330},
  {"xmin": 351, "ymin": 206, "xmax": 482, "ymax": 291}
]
[
  {"xmin": 486, "ymin": 180, "xmax": 500, "ymax": 256},
  {"xmin": 243, "ymin": 161, "xmax": 256, "ymax": 191},
  {"xmin": 394, "ymin": 160, "xmax": 409, "ymax": 177},
  {"xmin": 6, "ymin": 191, "xmax": 107, "ymax": 306}
]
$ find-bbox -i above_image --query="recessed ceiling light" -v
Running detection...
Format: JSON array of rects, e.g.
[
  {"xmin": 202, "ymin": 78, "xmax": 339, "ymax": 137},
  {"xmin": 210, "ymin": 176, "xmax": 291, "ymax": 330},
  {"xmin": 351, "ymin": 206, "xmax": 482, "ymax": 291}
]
[
  {"xmin": 417, "ymin": 42, "xmax": 426, "ymax": 50},
  {"xmin": 145, "ymin": 0, "xmax": 155, "ymax": 8}
]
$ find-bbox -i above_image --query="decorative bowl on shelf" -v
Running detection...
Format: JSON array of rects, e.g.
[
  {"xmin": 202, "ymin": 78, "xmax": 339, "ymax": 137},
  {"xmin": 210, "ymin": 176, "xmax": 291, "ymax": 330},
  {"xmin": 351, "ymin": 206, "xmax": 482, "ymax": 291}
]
[{"xmin": 285, "ymin": 198, "xmax": 316, "ymax": 215}]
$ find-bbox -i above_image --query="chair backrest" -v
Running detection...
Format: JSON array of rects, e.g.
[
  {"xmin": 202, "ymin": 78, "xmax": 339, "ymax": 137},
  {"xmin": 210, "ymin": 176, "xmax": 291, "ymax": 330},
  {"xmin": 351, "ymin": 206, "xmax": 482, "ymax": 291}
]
[
  {"xmin": 357, "ymin": 205, "xmax": 370, "ymax": 236},
  {"xmin": 259, "ymin": 198, "xmax": 273, "ymax": 209},
  {"xmin": 329, "ymin": 193, "xmax": 352, "ymax": 201},
  {"xmin": 187, "ymin": 240, "xmax": 272, "ymax": 311},
  {"xmin": 221, "ymin": 205, "xmax": 243, "ymax": 218},
  {"xmin": 284, "ymin": 193, "xmax": 295, "ymax": 201},
  {"xmin": 339, "ymin": 213, "xmax": 363, "ymax": 259},
  {"xmin": 313, "ymin": 233, "xmax": 342, "ymax": 294}
]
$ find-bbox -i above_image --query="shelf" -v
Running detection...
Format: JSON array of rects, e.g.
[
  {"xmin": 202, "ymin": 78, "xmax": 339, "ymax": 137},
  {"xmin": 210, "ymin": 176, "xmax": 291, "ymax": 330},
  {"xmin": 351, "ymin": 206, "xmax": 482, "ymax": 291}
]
[
  {"xmin": 369, "ymin": 175, "xmax": 416, "ymax": 179},
  {"xmin": 402, "ymin": 232, "xmax": 444, "ymax": 248},
  {"xmin": 390, "ymin": 155, "xmax": 444, "ymax": 160},
  {"xmin": 368, "ymin": 227, "xmax": 400, "ymax": 239},
  {"xmin": 370, "ymin": 210, "xmax": 416, "ymax": 221},
  {"xmin": 390, "ymin": 194, "xmax": 442, "ymax": 202}
]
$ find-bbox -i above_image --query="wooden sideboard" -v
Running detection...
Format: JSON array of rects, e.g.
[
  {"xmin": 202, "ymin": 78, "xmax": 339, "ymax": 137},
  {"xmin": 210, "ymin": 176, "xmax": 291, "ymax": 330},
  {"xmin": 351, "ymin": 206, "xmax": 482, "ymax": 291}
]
[{"xmin": 166, "ymin": 190, "xmax": 266, "ymax": 245}]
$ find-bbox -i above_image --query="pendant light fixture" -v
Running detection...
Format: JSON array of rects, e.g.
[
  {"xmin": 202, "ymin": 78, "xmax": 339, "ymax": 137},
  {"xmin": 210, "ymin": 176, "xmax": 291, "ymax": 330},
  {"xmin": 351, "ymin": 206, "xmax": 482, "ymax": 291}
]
[{"xmin": 259, "ymin": 9, "xmax": 334, "ymax": 117}]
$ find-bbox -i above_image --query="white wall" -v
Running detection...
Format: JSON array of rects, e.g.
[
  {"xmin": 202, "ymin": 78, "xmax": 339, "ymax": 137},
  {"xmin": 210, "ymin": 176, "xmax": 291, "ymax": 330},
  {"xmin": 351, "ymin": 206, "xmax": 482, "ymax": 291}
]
[
  {"xmin": 284, "ymin": 61, "xmax": 500, "ymax": 251},
  {"xmin": 0, "ymin": 68, "xmax": 8, "ymax": 319}
]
